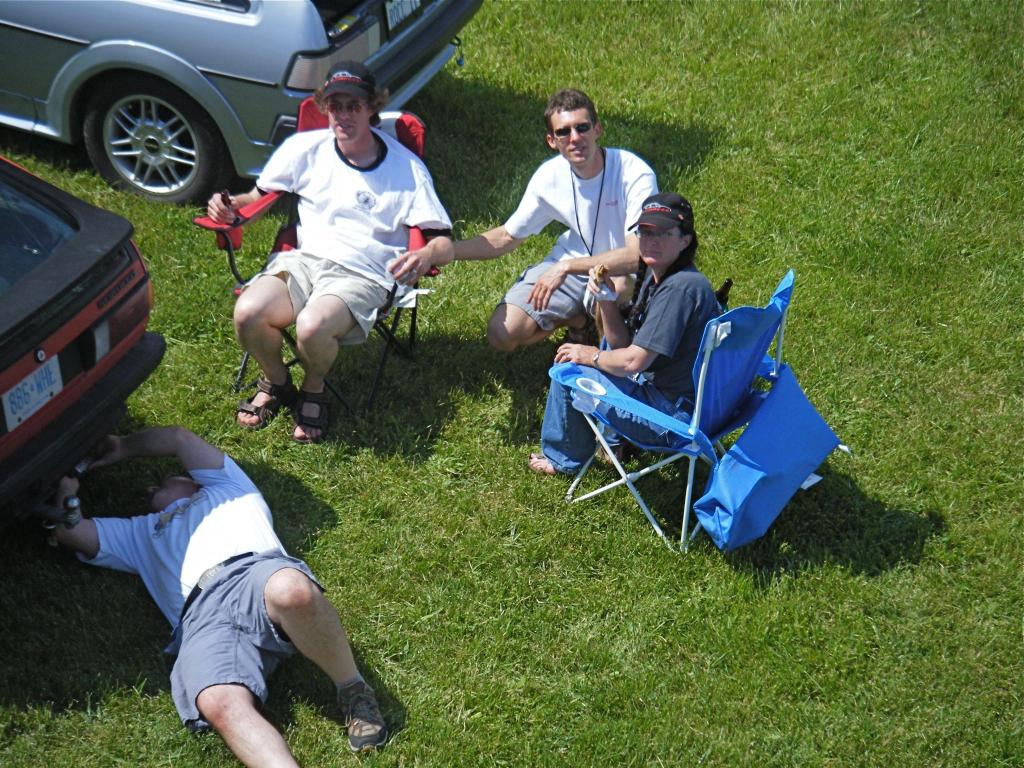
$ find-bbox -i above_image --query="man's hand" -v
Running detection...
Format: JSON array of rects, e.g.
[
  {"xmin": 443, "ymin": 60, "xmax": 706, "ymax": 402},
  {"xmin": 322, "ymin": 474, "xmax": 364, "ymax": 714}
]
[
  {"xmin": 54, "ymin": 475, "xmax": 80, "ymax": 505},
  {"xmin": 553, "ymin": 342, "xmax": 599, "ymax": 366},
  {"xmin": 389, "ymin": 236, "xmax": 454, "ymax": 286},
  {"xmin": 206, "ymin": 190, "xmax": 237, "ymax": 225},
  {"xmin": 88, "ymin": 434, "xmax": 128, "ymax": 470},
  {"xmin": 528, "ymin": 263, "xmax": 570, "ymax": 311},
  {"xmin": 388, "ymin": 248, "xmax": 433, "ymax": 286}
]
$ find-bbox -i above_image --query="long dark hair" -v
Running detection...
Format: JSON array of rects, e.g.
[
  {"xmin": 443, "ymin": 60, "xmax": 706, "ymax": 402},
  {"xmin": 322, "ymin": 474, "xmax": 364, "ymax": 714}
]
[{"xmin": 626, "ymin": 228, "xmax": 699, "ymax": 332}]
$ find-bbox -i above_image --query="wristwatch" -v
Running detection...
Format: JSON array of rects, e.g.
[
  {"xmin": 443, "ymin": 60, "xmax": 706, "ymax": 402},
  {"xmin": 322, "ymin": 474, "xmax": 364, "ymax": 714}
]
[{"xmin": 591, "ymin": 350, "xmax": 601, "ymax": 368}]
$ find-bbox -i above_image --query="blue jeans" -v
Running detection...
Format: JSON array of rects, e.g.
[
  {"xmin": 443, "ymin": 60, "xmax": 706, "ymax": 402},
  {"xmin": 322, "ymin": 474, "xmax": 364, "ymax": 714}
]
[{"xmin": 540, "ymin": 368, "xmax": 693, "ymax": 474}]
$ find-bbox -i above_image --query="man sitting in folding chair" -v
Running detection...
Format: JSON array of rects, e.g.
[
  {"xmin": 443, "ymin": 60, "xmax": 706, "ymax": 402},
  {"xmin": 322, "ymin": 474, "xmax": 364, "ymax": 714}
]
[
  {"xmin": 528, "ymin": 193, "xmax": 720, "ymax": 476},
  {"xmin": 205, "ymin": 61, "xmax": 452, "ymax": 443}
]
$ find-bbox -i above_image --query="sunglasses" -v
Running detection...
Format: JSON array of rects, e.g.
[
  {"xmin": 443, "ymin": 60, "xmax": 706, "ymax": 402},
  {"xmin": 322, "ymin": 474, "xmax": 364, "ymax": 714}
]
[
  {"xmin": 637, "ymin": 227, "xmax": 678, "ymax": 240},
  {"xmin": 325, "ymin": 99, "xmax": 367, "ymax": 115},
  {"xmin": 552, "ymin": 121, "xmax": 592, "ymax": 139}
]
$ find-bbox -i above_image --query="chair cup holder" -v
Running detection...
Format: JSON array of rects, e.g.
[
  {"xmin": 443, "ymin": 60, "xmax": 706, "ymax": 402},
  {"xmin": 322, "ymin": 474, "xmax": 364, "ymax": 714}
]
[{"xmin": 572, "ymin": 377, "xmax": 606, "ymax": 414}]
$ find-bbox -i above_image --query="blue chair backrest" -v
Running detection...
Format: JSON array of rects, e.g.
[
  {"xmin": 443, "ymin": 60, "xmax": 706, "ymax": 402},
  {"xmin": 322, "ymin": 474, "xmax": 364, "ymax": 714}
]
[{"xmin": 692, "ymin": 270, "xmax": 794, "ymax": 436}]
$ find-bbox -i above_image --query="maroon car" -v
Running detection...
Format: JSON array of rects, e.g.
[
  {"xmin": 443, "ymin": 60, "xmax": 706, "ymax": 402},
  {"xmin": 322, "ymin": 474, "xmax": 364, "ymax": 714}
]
[{"xmin": 0, "ymin": 157, "xmax": 164, "ymax": 514}]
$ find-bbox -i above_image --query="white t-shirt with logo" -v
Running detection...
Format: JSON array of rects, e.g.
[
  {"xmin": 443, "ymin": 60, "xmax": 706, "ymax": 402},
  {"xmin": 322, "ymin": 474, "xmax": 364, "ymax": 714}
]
[
  {"xmin": 503, "ymin": 148, "xmax": 657, "ymax": 262},
  {"xmin": 87, "ymin": 457, "xmax": 285, "ymax": 627},
  {"xmin": 257, "ymin": 128, "xmax": 452, "ymax": 289}
]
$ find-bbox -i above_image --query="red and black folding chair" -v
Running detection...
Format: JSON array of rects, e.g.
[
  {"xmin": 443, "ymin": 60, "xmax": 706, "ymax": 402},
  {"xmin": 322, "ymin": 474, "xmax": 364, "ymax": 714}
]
[{"xmin": 194, "ymin": 98, "xmax": 438, "ymax": 411}]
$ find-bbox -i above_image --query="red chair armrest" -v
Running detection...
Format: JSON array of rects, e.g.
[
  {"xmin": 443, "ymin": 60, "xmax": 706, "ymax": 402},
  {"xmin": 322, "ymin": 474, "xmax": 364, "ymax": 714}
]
[
  {"xmin": 193, "ymin": 191, "xmax": 284, "ymax": 252},
  {"xmin": 407, "ymin": 226, "xmax": 426, "ymax": 251},
  {"xmin": 193, "ymin": 190, "xmax": 283, "ymax": 232},
  {"xmin": 407, "ymin": 226, "xmax": 442, "ymax": 278}
]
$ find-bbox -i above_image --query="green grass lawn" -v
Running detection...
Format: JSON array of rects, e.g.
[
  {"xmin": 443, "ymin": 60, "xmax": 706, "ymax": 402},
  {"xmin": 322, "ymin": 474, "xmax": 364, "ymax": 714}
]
[{"xmin": 2, "ymin": 1, "xmax": 1022, "ymax": 766}]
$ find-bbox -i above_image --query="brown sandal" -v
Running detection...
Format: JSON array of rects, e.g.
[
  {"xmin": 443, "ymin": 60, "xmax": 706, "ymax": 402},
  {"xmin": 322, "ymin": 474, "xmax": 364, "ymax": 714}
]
[
  {"xmin": 236, "ymin": 376, "xmax": 298, "ymax": 430},
  {"xmin": 293, "ymin": 388, "xmax": 331, "ymax": 444}
]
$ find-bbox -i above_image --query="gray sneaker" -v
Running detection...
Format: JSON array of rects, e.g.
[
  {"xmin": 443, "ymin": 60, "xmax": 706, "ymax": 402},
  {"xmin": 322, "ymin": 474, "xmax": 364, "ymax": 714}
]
[{"xmin": 337, "ymin": 680, "xmax": 388, "ymax": 752}]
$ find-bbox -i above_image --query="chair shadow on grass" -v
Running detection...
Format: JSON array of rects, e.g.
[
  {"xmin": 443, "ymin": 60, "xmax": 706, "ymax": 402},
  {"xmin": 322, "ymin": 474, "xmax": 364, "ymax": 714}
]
[
  {"xmin": 589, "ymin": 459, "xmax": 945, "ymax": 579},
  {"xmin": 726, "ymin": 466, "xmax": 946, "ymax": 582},
  {"xmin": 323, "ymin": 330, "xmax": 563, "ymax": 459},
  {"xmin": 0, "ymin": 451, "xmax": 405, "ymax": 744}
]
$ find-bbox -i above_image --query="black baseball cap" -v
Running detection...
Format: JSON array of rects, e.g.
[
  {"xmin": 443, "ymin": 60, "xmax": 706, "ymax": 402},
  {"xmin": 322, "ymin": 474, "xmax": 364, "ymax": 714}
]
[
  {"xmin": 630, "ymin": 193, "xmax": 695, "ymax": 233},
  {"xmin": 322, "ymin": 61, "xmax": 376, "ymax": 100}
]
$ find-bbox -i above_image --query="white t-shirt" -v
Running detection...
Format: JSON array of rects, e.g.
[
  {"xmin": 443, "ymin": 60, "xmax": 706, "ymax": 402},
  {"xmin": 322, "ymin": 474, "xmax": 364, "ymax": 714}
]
[
  {"xmin": 88, "ymin": 457, "xmax": 285, "ymax": 627},
  {"xmin": 503, "ymin": 148, "xmax": 657, "ymax": 262},
  {"xmin": 257, "ymin": 128, "xmax": 452, "ymax": 289}
]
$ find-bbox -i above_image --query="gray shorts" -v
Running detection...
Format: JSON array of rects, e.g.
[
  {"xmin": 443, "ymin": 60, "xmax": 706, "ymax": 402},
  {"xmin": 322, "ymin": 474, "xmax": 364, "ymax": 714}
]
[
  {"xmin": 251, "ymin": 251, "xmax": 393, "ymax": 345},
  {"xmin": 169, "ymin": 551, "xmax": 321, "ymax": 732},
  {"xmin": 501, "ymin": 261, "xmax": 590, "ymax": 332}
]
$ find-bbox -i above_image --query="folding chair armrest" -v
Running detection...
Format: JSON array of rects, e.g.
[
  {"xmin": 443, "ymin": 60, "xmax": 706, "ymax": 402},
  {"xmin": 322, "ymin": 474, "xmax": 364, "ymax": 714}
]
[
  {"xmin": 193, "ymin": 191, "xmax": 284, "ymax": 252},
  {"xmin": 193, "ymin": 190, "xmax": 282, "ymax": 232},
  {"xmin": 549, "ymin": 363, "xmax": 703, "ymax": 443}
]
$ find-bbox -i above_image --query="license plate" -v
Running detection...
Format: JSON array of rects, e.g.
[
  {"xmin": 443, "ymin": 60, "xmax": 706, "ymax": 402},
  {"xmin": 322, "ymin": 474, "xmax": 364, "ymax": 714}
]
[
  {"xmin": 3, "ymin": 355, "xmax": 62, "ymax": 428},
  {"xmin": 385, "ymin": 0, "xmax": 421, "ymax": 30}
]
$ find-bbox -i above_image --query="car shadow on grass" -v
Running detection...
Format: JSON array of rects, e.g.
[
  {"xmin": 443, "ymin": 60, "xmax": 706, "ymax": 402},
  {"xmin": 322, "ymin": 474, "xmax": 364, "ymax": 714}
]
[
  {"xmin": 0, "ymin": 453, "xmax": 404, "ymax": 745},
  {"xmin": 0, "ymin": 125, "xmax": 92, "ymax": 174}
]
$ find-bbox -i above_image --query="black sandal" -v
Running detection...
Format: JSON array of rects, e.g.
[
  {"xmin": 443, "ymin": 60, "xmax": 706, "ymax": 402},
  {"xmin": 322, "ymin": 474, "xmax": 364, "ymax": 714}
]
[
  {"xmin": 293, "ymin": 388, "xmax": 331, "ymax": 444},
  {"xmin": 236, "ymin": 376, "xmax": 298, "ymax": 430}
]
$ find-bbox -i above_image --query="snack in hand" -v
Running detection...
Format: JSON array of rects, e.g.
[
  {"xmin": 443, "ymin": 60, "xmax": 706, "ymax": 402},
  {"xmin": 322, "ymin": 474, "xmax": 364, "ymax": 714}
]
[{"xmin": 592, "ymin": 264, "xmax": 616, "ymax": 302}]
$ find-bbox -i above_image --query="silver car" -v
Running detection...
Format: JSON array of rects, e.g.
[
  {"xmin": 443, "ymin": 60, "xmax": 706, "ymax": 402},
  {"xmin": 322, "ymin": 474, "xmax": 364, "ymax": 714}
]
[{"xmin": 0, "ymin": 0, "xmax": 479, "ymax": 203}]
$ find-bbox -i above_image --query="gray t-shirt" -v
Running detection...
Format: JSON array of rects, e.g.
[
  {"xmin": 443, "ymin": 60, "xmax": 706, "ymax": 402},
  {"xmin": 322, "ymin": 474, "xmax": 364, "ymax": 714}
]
[{"xmin": 632, "ymin": 264, "xmax": 720, "ymax": 402}]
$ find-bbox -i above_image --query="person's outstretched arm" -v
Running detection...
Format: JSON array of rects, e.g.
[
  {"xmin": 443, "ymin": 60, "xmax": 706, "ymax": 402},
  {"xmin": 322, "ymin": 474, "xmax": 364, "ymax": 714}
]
[{"xmin": 89, "ymin": 426, "xmax": 224, "ymax": 473}]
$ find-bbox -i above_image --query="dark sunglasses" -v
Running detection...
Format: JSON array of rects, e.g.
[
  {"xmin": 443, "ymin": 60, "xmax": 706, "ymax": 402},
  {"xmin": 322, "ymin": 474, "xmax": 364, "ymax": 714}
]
[
  {"xmin": 325, "ymin": 98, "xmax": 367, "ymax": 114},
  {"xmin": 552, "ymin": 121, "xmax": 592, "ymax": 139}
]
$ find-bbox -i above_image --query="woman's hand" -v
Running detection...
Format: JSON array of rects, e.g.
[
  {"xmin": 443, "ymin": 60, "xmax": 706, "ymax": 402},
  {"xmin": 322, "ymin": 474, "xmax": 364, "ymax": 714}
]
[{"xmin": 553, "ymin": 343, "xmax": 599, "ymax": 365}]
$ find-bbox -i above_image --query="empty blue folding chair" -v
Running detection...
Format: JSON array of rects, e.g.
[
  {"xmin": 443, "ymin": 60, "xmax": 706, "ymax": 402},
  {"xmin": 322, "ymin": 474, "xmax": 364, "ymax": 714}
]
[{"xmin": 549, "ymin": 270, "xmax": 842, "ymax": 551}]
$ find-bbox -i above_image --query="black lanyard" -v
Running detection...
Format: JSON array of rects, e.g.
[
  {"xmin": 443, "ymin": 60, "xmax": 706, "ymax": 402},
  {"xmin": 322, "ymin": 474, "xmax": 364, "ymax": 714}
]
[{"xmin": 571, "ymin": 148, "xmax": 606, "ymax": 256}]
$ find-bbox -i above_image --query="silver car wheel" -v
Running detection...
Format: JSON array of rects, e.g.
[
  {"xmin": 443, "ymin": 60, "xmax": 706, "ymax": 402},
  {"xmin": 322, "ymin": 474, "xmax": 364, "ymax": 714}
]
[{"xmin": 101, "ymin": 94, "xmax": 199, "ymax": 195}]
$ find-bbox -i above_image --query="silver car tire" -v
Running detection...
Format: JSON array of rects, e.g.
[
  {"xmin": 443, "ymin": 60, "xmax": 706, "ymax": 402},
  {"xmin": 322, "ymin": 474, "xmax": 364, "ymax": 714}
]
[{"xmin": 83, "ymin": 76, "xmax": 229, "ymax": 203}]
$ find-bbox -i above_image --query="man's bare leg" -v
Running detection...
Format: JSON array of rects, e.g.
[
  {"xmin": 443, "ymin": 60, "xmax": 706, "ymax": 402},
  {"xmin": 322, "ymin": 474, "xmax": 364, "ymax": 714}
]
[
  {"xmin": 292, "ymin": 295, "xmax": 358, "ymax": 442},
  {"xmin": 233, "ymin": 276, "xmax": 297, "ymax": 428},
  {"xmin": 197, "ymin": 684, "xmax": 300, "ymax": 768},
  {"xmin": 487, "ymin": 304, "xmax": 556, "ymax": 352},
  {"xmin": 264, "ymin": 568, "xmax": 387, "ymax": 752},
  {"xmin": 263, "ymin": 568, "xmax": 359, "ymax": 683}
]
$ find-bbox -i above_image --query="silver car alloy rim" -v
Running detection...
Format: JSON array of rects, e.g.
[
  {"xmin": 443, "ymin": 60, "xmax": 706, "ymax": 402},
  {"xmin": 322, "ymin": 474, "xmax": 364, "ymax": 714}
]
[{"xmin": 102, "ymin": 94, "xmax": 198, "ymax": 194}]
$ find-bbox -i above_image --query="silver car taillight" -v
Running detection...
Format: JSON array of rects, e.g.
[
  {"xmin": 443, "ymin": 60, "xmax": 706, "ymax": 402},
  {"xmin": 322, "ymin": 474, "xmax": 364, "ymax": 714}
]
[{"xmin": 286, "ymin": 17, "xmax": 382, "ymax": 90}]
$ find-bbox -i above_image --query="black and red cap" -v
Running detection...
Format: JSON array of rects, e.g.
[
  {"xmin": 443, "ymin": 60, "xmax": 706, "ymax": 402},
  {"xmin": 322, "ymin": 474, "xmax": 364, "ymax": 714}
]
[
  {"xmin": 630, "ymin": 192, "xmax": 695, "ymax": 233},
  {"xmin": 322, "ymin": 61, "xmax": 376, "ymax": 100}
]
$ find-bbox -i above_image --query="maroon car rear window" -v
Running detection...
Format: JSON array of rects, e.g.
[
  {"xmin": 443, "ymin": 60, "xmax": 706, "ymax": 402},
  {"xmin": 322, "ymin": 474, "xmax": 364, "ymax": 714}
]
[{"xmin": 0, "ymin": 178, "xmax": 77, "ymax": 299}]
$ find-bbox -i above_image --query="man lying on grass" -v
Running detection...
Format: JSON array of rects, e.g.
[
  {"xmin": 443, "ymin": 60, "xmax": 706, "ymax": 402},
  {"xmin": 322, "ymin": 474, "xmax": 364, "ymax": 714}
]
[{"xmin": 49, "ymin": 426, "xmax": 385, "ymax": 766}]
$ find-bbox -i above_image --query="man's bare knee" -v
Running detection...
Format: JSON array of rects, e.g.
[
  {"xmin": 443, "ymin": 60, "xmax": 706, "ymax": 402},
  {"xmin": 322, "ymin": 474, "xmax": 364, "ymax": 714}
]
[
  {"xmin": 234, "ymin": 275, "xmax": 291, "ymax": 331},
  {"xmin": 293, "ymin": 312, "xmax": 325, "ymax": 346},
  {"xmin": 487, "ymin": 307, "xmax": 529, "ymax": 352},
  {"xmin": 294, "ymin": 296, "xmax": 355, "ymax": 347},
  {"xmin": 487, "ymin": 322, "xmax": 519, "ymax": 352},
  {"xmin": 196, "ymin": 684, "xmax": 256, "ymax": 731},
  {"xmin": 264, "ymin": 568, "xmax": 318, "ymax": 617}
]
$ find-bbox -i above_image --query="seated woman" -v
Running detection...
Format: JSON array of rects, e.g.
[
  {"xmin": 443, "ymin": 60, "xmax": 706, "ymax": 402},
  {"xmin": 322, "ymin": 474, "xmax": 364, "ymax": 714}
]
[{"xmin": 529, "ymin": 192, "xmax": 721, "ymax": 476}]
